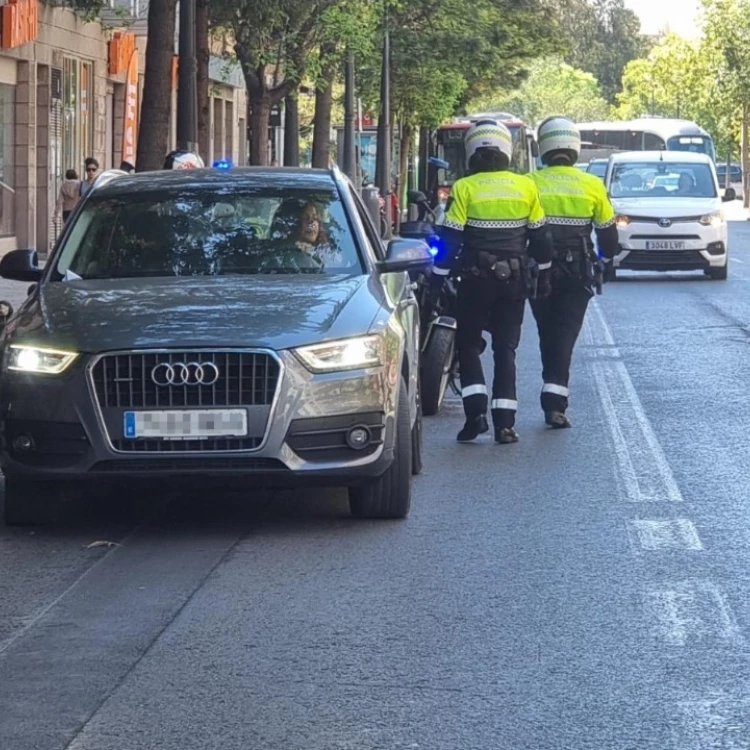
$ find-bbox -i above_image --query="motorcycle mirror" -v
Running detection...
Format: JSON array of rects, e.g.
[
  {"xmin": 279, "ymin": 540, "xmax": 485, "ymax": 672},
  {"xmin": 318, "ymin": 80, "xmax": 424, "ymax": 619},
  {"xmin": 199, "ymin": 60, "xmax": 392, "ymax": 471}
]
[{"xmin": 408, "ymin": 190, "xmax": 429, "ymax": 206}]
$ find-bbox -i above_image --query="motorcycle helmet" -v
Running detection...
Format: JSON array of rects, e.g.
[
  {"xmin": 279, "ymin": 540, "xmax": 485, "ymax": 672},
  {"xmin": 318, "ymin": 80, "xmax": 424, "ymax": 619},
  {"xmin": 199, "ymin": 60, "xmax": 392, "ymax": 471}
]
[
  {"xmin": 464, "ymin": 119, "xmax": 513, "ymax": 167},
  {"xmin": 163, "ymin": 150, "xmax": 205, "ymax": 170},
  {"xmin": 536, "ymin": 116, "xmax": 581, "ymax": 166}
]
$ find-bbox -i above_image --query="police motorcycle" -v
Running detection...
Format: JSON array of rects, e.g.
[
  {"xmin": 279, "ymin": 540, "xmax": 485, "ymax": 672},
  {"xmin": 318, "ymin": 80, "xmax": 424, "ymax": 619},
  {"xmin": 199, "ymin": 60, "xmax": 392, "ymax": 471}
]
[{"xmin": 400, "ymin": 186, "xmax": 459, "ymax": 416}]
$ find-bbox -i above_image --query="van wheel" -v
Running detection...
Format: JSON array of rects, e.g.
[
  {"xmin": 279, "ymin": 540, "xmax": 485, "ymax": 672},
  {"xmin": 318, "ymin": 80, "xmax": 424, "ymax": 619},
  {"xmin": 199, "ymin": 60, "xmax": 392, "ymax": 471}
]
[
  {"xmin": 349, "ymin": 376, "xmax": 412, "ymax": 519},
  {"xmin": 708, "ymin": 263, "xmax": 728, "ymax": 280},
  {"xmin": 3, "ymin": 477, "xmax": 64, "ymax": 526}
]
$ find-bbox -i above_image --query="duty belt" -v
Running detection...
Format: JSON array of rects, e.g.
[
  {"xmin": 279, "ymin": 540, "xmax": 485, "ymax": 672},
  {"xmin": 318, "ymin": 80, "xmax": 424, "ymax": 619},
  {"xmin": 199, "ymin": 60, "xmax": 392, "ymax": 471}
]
[{"xmin": 467, "ymin": 251, "xmax": 539, "ymax": 298}]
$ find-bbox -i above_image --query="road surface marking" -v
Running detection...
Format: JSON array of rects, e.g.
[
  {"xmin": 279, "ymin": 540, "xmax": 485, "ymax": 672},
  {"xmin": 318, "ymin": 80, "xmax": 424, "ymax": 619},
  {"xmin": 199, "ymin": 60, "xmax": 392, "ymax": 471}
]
[
  {"xmin": 675, "ymin": 696, "xmax": 750, "ymax": 750},
  {"xmin": 584, "ymin": 300, "xmax": 684, "ymax": 503},
  {"xmin": 645, "ymin": 581, "xmax": 743, "ymax": 647},
  {"xmin": 731, "ymin": 257, "xmax": 744, "ymax": 264},
  {"xmin": 627, "ymin": 519, "xmax": 704, "ymax": 551}
]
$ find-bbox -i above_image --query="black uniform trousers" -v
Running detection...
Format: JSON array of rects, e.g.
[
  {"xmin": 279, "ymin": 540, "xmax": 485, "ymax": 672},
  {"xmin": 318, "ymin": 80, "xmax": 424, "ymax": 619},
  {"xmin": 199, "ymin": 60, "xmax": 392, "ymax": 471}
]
[
  {"xmin": 456, "ymin": 275, "xmax": 525, "ymax": 430},
  {"xmin": 530, "ymin": 267, "xmax": 592, "ymax": 414}
]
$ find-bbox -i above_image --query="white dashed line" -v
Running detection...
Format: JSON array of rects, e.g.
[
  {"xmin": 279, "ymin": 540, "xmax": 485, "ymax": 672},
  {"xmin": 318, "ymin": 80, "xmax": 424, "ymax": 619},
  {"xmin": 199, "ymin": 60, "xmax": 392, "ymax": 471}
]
[
  {"xmin": 627, "ymin": 519, "xmax": 704, "ymax": 551},
  {"xmin": 585, "ymin": 300, "xmax": 684, "ymax": 503},
  {"xmin": 645, "ymin": 581, "xmax": 743, "ymax": 647}
]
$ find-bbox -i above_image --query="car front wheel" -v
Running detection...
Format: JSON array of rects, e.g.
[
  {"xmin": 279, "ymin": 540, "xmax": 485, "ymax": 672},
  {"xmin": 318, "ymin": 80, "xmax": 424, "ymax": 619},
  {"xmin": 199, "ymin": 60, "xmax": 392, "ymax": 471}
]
[
  {"xmin": 3, "ymin": 477, "xmax": 64, "ymax": 526},
  {"xmin": 349, "ymin": 376, "xmax": 412, "ymax": 519}
]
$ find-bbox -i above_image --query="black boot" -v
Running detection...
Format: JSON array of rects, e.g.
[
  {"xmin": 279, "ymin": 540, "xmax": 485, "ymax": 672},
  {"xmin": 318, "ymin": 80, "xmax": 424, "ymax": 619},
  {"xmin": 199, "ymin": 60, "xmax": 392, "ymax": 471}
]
[
  {"xmin": 457, "ymin": 415, "xmax": 489, "ymax": 443},
  {"xmin": 495, "ymin": 427, "xmax": 520, "ymax": 445},
  {"xmin": 545, "ymin": 411, "xmax": 572, "ymax": 429}
]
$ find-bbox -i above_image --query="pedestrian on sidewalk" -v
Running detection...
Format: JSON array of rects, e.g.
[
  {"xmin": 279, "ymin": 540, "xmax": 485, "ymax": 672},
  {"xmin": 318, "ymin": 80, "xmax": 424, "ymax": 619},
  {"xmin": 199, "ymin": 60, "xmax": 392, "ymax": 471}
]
[
  {"xmin": 79, "ymin": 157, "xmax": 100, "ymax": 198},
  {"xmin": 55, "ymin": 169, "xmax": 81, "ymax": 224}
]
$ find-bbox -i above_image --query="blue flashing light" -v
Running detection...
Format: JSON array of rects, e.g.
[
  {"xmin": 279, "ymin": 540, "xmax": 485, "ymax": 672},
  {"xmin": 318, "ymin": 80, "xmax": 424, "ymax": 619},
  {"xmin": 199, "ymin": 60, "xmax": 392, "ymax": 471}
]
[{"xmin": 213, "ymin": 159, "xmax": 232, "ymax": 170}]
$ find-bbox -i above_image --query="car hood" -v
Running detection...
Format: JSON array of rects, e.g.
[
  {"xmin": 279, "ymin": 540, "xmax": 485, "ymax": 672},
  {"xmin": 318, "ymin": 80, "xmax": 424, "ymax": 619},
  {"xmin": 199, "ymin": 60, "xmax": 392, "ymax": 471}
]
[
  {"xmin": 611, "ymin": 196, "xmax": 720, "ymax": 217},
  {"xmin": 9, "ymin": 275, "xmax": 384, "ymax": 352}
]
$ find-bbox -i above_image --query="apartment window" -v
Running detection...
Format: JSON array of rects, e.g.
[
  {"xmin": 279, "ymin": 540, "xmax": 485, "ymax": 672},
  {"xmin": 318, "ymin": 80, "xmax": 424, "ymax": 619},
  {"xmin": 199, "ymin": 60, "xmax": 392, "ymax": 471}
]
[
  {"xmin": 63, "ymin": 58, "xmax": 94, "ymax": 173},
  {"xmin": 0, "ymin": 83, "xmax": 14, "ymax": 237}
]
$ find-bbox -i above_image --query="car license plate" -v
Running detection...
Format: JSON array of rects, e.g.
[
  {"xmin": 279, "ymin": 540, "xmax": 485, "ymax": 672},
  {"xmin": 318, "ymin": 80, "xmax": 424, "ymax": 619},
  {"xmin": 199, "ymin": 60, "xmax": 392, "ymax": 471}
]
[
  {"xmin": 646, "ymin": 241, "xmax": 686, "ymax": 250},
  {"xmin": 123, "ymin": 409, "xmax": 248, "ymax": 440}
]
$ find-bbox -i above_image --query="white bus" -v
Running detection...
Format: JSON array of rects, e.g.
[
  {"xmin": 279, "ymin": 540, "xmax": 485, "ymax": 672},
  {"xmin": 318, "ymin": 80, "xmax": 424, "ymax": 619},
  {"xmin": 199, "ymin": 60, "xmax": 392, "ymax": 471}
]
[{"xmin": 575, "ymin": 118, "xmax": 716, "ymax": 162}]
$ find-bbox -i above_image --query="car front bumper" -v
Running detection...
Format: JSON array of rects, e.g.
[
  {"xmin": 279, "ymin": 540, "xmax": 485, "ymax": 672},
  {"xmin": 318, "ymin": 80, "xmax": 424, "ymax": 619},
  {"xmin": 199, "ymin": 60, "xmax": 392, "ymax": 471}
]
[{"xmin": 0, "ymin": 348, "xmax": 399, "ymax": 487}]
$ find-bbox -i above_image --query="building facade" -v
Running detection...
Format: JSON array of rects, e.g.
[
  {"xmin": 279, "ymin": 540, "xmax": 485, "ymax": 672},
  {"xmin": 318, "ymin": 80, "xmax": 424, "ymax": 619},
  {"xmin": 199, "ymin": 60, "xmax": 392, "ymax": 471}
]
[{"xmin": 0, "ymin": 0, "xmax": 248, "ymax": 257}]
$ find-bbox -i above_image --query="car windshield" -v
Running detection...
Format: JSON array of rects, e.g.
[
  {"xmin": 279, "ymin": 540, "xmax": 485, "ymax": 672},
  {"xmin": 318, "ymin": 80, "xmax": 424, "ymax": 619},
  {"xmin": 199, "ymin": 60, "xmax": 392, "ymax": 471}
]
[
  {"xmin": 609, "ymin": 162, "xmax": 717, "ymax": 199},
  {"xmin": 53, "ymin": 186, "xmax": 363, "ymax": 280},
  {"xmin": 588, "ymin": 161, "xmax": 607, "ymax": 178}
]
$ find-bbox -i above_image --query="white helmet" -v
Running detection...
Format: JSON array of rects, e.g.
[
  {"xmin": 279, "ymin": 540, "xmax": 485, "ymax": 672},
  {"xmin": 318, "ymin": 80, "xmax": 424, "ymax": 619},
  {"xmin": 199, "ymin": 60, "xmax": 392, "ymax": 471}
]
[
  {"xmin": 163, "ymin": 150, "xmax": 205, "ymax": 170},
  {"xmin": 537, "ymin": 116, "xmax": 581, "ymax": 164},
  {"xmin": 464, "ymin": 119, "xmax": 513, "ymax": 167}
]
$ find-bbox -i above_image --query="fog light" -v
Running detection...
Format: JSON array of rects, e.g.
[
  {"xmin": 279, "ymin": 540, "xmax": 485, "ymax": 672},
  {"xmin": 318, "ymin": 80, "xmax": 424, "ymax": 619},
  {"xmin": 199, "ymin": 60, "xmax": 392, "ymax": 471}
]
[
  {"xmin": 707, "ymin": 242, "xmax": 725, "ymax": 256},
  {"xmin": 13, "ymin": 435, "xmax": 34, "ymax": 452},
  {"xmin": 346, "ymin": 426, "xmax": 371, "ymax": 450}
]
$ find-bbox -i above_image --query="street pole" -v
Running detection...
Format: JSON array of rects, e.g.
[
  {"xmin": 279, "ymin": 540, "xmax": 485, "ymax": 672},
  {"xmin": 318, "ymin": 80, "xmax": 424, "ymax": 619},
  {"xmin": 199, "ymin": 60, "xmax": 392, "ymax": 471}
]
[
  {"xmin": 343, "ymin": 49, "xmax": 356, "ymax": 182},
  {"xmin": 375, "ymin": 1, "xmax": 391, "ymax": 237},
  {"xmin": 176, "ymin": 0, "xmax": 198, "ymax": 154},
  {"xmin": 284, "ymin": 94, "xmax": 300, "ymax": 167}
]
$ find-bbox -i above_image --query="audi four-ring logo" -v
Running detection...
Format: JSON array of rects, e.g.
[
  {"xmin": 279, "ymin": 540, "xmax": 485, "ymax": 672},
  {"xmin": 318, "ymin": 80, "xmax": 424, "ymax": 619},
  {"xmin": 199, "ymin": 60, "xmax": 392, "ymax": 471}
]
[{"xmin": 151, "ymin": 362, "xmax": 220, "ymax": 386}]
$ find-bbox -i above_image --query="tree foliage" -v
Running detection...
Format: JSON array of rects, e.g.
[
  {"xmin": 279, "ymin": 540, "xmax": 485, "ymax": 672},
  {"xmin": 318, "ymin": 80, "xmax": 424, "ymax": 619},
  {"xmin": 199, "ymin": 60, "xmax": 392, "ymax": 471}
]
[
  {"xmin": 551, "ymin": 0, "xmax": 650, "ymax": 103},
  {"xmin": 468, "ymin": 56, "xmax": 611, "ymax": 124}
]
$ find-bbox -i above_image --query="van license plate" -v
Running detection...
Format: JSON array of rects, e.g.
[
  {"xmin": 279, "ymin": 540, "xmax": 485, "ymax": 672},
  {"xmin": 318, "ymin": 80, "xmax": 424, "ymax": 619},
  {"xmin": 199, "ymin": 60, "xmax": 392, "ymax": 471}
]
[{"xmin": 646, "ymin": 241, "xmax": 686, "ymax": 250}]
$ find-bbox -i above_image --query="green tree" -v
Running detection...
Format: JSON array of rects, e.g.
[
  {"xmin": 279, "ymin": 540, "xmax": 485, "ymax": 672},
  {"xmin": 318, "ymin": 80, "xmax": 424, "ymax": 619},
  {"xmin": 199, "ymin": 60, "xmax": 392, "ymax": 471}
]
[
  {"xmin": 468, "ymin": 57, "xmax": 611, "ymax": 124},
  {"xmin": 615, "ymin": 33, "xmax": 737, "ymax": 156},
  {"xmin": 551, "ymin": 0, "xmax": 650, "ymax": 103}
]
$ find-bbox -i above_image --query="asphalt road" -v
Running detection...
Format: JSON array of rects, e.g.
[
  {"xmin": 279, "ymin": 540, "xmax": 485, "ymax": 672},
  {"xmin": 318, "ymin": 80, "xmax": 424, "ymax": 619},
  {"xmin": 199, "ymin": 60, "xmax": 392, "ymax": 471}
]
[{"xmin": 2, "ymin": 216, "xmax": 750, "ymax": 749}]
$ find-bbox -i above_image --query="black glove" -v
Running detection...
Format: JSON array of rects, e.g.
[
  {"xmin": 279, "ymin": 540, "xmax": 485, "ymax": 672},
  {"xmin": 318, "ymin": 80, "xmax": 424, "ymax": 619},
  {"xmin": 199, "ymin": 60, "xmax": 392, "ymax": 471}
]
[{"xmin": 538, "ymin": 269, "xmax": 552, "ymax": 299}]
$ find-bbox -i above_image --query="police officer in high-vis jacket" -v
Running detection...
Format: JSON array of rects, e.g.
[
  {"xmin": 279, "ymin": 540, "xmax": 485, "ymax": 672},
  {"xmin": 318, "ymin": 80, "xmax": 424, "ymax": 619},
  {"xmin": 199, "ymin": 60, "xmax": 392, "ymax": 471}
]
[
  {"xmin": 529, "ymin": 116, "xmax": 619, "ymax": 428},
  {"xmin": 427, "ymin": 120, "xmax": 554, "ymax": 445}
]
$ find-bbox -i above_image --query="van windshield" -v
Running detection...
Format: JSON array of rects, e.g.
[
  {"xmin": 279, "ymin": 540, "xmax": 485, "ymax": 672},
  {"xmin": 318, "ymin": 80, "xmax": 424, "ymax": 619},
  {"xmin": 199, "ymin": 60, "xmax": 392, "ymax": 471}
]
[{"xmin": 610, "ymin": 162, "xmax": 717, "ymax": 199}]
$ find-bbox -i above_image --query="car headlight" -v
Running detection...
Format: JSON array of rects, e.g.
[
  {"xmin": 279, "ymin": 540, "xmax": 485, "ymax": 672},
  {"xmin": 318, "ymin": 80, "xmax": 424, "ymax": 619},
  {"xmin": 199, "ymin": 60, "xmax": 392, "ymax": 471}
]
[
  {"xmin": 7, "ymin": 345, "xmax": 79, "ymax": 374},
  {"xmin": 615, "ymin": 215, "xmax": 630, "ymax": 229},
  {"xmin": 699, "ymin": 211, "xmax": 723, "ymax": 227},
  {"xmin": 293, "ymin": 334, "xmax": 384, "ymax": 373}
]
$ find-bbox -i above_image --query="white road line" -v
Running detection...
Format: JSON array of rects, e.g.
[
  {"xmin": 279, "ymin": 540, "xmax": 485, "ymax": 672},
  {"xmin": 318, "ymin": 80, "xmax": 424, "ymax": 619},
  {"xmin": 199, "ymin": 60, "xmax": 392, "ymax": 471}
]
[
  {"xmin": 645, "ymin": 581, "xmax": 743, "ymax": 647},
  {"xmin": 584, "ymin": 300, "xmax": 684, "ymax": 503},
  {"xmin": 676, "ymin": 696, "xmax": 750, "ymax": 749},
  {"xmin": 731, "ymin": 257, "xmax": 744, "ymax": 264},
  {"xmin": 627, "ymin": 519, "xmax": 704, "ymax": 551}
]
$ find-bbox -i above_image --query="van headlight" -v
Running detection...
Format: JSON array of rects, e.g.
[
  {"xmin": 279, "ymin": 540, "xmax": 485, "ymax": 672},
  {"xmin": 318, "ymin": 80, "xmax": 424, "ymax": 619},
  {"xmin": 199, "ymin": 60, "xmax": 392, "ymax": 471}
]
[
  {"xmin": 7, "ymin": 345, "xmax": 79, "ymax": 374},
  {"xmin": 293, "ymin": 334, "xmax": 384, "ymax": 373},
  {"xmin": 616, "ymin": 215, "xmax": 630, "ymax": 229},
  {"xmin": 699, "ymin": 212, "xmax": 723, "ymax": 227}
]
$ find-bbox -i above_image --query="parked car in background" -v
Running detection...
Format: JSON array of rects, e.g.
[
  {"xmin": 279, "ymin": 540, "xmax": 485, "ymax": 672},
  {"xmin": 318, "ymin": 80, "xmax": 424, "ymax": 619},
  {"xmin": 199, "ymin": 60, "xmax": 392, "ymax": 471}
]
[
  {"xmin": 716, "ymin": 162, "xmax": 744, "ymax": 201},
  {"xmin": 605, "ymin": 150, "xmax": 737, "ymax": 281},
  {"xmin": 586, "ymin": 158, "xmax": 608, "ymax": 180}
]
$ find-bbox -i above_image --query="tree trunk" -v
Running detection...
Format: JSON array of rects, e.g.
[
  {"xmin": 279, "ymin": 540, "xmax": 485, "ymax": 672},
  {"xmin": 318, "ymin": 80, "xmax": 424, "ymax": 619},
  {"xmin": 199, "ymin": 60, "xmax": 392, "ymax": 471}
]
[
  {"xmin": 196, "ymin": 0, "xmax": 210, "ymax": 162},
  {"xmin": 136, "ymin": 0, "xmax": 178, "ymax": 171},
  {"xmin": 396, "ymin": 123, "xmax": 412, "ymax": 234},
  {"xmin": 249, "ymin": 92, "xmax": 271, "ymax": 166},
  {"xmin": 284, "ymin": 92, "xmax": 300, "ymax": 166},
  {"xmin": 312, "ymin": 43, "xmax": 337, "ymax": 169}
]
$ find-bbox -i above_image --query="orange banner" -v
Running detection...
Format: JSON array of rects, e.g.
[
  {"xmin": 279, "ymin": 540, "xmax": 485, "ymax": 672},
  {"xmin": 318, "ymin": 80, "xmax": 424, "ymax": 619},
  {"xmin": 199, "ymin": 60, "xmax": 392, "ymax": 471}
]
[
  {"xmin": 109, "ymin": 31, "xmax": 136, "ymax": 76},
  {"xmin": 1, "ymin": 0, "xmax": 38, "ymax": 49},
  {"xmin": 122, "ymin": 50, "xmax": 138, "ymax": 166}
]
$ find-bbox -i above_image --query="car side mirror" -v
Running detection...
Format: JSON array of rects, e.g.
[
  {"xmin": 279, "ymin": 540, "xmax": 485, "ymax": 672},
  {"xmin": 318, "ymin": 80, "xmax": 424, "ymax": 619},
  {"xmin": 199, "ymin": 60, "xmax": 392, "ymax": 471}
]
[
  {"xmin": 722, "ymin": 187, "xmax": 738, "ymax": 202},
  {"xmin": 530, "ymin": 139, "xmax": 540, "ymax": 159},
  {"xmin": 378, "ymin": 238, "xmax": 434, "ymax": 274},
  {"xmin": 0, "ymin": 249, "xmax": 43, "ymax": 282}
]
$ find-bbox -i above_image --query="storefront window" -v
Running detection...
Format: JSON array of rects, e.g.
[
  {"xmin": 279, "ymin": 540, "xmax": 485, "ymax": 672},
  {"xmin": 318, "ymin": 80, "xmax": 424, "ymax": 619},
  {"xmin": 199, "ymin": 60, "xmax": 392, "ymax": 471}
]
[
  {"xmin": 63, "ymin": 58, "xmax": 94, "ymax": 173},
  {"xmin": 0, "ymin": 84, "xmax": 15, "ymax": 237}
]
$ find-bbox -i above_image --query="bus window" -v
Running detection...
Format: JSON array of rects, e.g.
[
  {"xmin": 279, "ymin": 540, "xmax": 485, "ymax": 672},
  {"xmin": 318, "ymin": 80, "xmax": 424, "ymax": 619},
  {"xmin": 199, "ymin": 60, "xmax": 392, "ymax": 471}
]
[
  {"xmin": 644, "ymin": 132, "xmax": 666, "ymax": 150},
  {"xmin": 667, "ymin": 135, "xmax": 714, "ymax": 159},
  {"xmin": 509, "ymin": 126, "xmax": 529, "ymax": 174}
]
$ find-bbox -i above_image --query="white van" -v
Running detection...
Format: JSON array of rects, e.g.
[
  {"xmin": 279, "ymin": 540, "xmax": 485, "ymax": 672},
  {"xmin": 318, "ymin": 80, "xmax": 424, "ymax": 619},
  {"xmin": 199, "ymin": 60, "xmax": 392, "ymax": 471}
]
[{"xmin": 605, "ymin": 151, "xmax": 737, "ymax": 280}]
